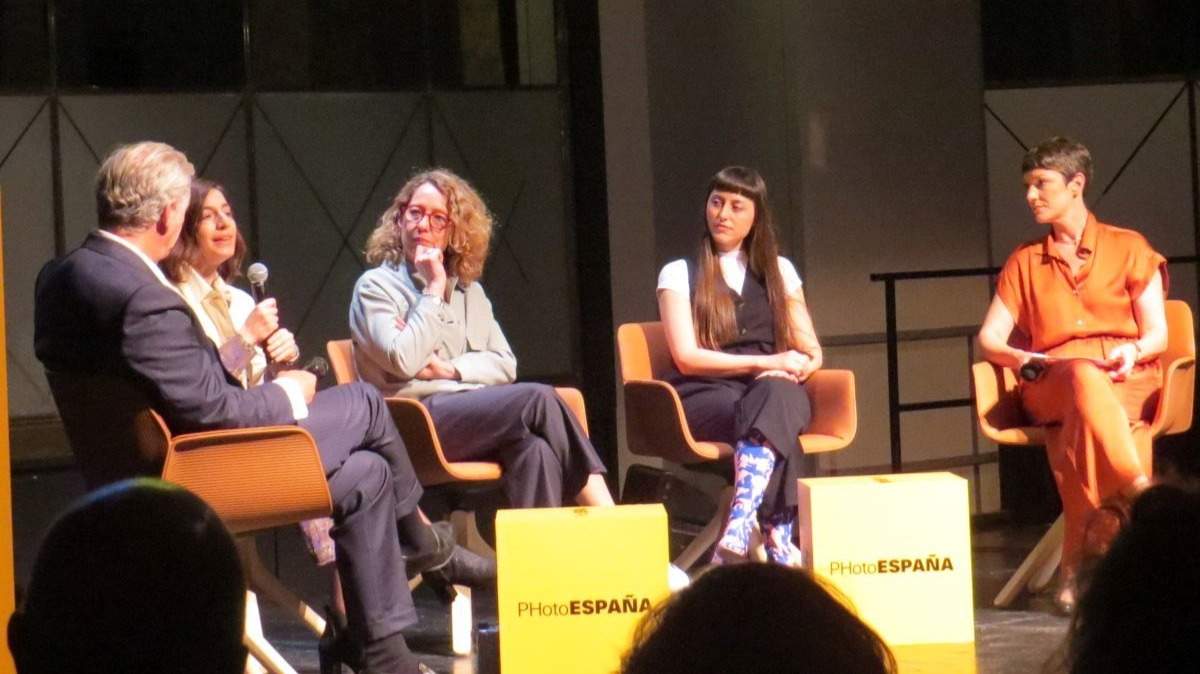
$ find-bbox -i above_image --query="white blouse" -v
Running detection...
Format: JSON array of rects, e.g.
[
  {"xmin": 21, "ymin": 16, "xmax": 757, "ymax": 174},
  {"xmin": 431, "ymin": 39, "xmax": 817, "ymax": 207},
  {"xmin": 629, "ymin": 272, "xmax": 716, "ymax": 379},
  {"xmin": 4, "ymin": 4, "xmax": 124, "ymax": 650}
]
[{"xmin": 657, "ymin": 249, "xmax": 803, "ymax": 296}]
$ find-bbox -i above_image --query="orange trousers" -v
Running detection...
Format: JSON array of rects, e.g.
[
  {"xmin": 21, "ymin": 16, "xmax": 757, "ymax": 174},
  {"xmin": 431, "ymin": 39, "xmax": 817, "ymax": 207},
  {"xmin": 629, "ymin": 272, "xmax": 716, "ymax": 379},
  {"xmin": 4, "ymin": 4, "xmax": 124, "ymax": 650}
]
[{"xmin": 1020, "ymin": 338, "xmax": 1161, "ymax": 574}]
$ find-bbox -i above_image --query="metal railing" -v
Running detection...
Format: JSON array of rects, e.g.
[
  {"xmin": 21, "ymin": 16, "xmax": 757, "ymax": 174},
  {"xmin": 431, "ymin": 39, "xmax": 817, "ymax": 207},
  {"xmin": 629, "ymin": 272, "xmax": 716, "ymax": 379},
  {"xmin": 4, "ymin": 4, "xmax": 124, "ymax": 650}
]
[{"xmin": 870, "ymin": 255, "xmax": 1199, "ymax": 473}]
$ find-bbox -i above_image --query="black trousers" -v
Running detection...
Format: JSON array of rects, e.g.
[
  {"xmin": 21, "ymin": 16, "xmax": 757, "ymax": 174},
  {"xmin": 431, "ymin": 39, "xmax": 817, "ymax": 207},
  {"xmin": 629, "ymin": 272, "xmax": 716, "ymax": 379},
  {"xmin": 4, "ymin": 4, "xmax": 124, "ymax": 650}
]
[
  {"xmin": 423, "ymin": 382, "xmax": 607, "ymax": 507},
  {"xmin": 300, "ymin": 383, "xmax": 423, "ymax": 642},
  {"xmin": 673, "ymin": 376, "xmax": 811, "ymax": 516}
]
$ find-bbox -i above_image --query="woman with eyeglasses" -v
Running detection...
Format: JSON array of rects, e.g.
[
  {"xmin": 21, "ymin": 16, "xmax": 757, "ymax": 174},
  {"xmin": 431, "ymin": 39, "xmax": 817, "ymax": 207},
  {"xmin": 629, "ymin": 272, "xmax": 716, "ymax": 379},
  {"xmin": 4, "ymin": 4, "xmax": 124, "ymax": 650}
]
[{"xmin": 349, "ymin": 169, "xmax": 614, "ymax": 509}]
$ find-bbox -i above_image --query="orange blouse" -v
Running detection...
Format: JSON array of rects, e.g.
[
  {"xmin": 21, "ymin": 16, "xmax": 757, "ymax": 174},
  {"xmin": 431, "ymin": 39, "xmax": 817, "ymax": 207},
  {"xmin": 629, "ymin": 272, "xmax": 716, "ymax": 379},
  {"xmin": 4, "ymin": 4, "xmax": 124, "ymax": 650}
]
[{"xmin": 995, "ymin": 213, "xmax": 1167, "ymax": 354}]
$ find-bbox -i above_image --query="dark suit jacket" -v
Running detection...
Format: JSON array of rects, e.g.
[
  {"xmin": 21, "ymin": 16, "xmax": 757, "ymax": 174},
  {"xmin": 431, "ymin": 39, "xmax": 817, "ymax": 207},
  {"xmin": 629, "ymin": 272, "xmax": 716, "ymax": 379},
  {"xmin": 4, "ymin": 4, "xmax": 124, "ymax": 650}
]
[{"xmin": 35, "ymin": 232, "xmax": 294, "ymax": 485}]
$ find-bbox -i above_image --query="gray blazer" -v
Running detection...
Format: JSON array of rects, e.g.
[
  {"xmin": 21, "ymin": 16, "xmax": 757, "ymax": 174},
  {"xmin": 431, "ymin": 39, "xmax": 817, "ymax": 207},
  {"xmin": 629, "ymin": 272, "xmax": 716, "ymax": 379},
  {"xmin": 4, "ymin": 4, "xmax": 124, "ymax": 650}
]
[{"xmin": 349, "ymin": 261, "xmax": 517, "ymax": 399}]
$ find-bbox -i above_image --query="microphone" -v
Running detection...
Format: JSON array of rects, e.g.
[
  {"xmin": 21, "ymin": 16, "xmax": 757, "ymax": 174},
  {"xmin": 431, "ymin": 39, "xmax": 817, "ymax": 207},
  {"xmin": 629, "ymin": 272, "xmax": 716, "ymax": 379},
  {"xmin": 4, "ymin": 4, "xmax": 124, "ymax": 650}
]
[
  {"xmin": 247, "ymin": 262, "xmax": 269, "ymax": 303},
  {"xmin": 302, "ymin": 356, "xmax": 329, "ymax": 378},
  {"xmin": 1019, "ymin": 359, "xmax": 1046, "ymax": 382}
]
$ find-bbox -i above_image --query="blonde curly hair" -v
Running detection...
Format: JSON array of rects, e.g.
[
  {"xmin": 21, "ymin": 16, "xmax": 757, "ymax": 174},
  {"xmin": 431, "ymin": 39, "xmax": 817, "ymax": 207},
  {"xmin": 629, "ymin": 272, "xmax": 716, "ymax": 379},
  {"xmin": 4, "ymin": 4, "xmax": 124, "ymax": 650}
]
[{"xmin": 364, "ymin": 169, "xmax": 493, "ymax": 285}]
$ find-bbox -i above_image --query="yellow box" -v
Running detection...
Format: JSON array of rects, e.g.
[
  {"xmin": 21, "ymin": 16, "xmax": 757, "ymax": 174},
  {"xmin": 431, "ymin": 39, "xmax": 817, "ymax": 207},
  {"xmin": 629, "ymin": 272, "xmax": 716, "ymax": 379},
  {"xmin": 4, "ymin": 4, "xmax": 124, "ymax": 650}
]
[
  {"xmin": 798, "ymin": 472, "xmax": 975, "ymax": 645},
  {"xmin": 497, "ymin": 504, "xmax": 669, "ymax": 674}
]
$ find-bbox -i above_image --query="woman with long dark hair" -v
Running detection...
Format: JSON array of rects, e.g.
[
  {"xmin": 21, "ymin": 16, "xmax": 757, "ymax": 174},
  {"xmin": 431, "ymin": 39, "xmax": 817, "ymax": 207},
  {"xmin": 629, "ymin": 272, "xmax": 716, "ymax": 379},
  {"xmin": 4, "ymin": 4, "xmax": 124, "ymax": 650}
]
[{"xmin": 657, "ymin": 166, "xmax": 822, "ymax": 565}]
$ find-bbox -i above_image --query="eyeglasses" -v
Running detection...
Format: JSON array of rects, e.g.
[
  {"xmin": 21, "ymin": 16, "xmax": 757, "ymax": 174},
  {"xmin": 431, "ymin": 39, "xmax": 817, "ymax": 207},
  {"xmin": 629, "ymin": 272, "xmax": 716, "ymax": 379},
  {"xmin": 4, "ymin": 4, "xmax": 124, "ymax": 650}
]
[{"xmin": 398, "ymin": 205, "xmax": 450, "ymax": 232}]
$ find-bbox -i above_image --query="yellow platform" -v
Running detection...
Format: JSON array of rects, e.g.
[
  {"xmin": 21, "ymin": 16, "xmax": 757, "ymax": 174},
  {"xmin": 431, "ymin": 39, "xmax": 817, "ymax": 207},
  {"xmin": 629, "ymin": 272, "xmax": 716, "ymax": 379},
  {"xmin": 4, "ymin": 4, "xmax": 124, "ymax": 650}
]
[
  {"xmin": 799, "ymin": 472, "xmax": 975, "ymax": 645},
  {"xmin": 497, "ymin": 504, "xmax": 669, "ymax": 674}
]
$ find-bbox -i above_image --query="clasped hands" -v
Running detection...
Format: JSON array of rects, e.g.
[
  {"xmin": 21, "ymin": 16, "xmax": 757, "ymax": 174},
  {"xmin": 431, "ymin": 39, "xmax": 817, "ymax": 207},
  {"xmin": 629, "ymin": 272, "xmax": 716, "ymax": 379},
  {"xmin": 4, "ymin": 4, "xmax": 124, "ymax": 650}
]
[{"xmin": 756, "ymin": 349, "xmax": 820, "ymax": 383}]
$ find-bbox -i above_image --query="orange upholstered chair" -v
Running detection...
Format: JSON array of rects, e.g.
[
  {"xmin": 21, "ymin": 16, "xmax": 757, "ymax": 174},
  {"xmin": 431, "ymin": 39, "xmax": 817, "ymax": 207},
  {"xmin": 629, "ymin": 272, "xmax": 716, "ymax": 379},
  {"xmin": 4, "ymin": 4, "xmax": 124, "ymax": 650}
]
[
  {"xmin": 46, "ymin": 372, "xmax": 331, "ymax": 674},
  {"xmin": 327, "ymin": 338, "xmax": 594, "ymax": 655},
  {"xmin": 974, "ymin": 298, "xmax": 1195, "ymax": 607},
  {"xmin": 327, "ymin": 338, "xmax": 589, "ymax": 490},
  {"xmin": 615, "ymin": 321, "xmax": 858, "ymax": 569}
]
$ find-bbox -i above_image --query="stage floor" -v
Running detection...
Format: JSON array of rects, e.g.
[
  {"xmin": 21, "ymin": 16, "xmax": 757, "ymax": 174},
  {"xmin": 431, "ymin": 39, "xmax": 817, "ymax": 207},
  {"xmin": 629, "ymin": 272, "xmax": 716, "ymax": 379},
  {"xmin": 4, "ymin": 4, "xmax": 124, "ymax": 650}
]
[{"xmin": 11, "ymin": 470, "xmax": 1069, "ymax": 673}]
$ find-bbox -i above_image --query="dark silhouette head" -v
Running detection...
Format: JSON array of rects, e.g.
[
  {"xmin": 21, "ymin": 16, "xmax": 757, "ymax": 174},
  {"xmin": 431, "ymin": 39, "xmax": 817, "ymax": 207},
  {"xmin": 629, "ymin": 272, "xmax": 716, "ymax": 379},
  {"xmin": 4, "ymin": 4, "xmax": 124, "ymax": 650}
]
[
  {"xmin": 8, "ymin": 478, "xmax": 246, "ymax": 674},
  {"xmin": 621, "ymin": 563, "xmax": 896, "ymax": 674},
  {"xmin": 1059, "ymin": 484, "xmax": 1200, "ymax": 674}
]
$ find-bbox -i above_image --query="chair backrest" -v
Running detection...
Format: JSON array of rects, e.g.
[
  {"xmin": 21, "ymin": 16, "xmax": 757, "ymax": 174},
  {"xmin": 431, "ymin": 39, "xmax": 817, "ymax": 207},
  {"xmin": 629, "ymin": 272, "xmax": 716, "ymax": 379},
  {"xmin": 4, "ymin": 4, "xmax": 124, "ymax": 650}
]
[
  {"xmin": 1153, "ymin": 299, "xmax": 1196, "ymax": 437},
  {"xmin": 162, "ymin": 425, "xmax": 331, "ymax": 535},
  {"xmin": 44, "ymin": 371, "xmax": 171, "ymax": 489},
  {"xmin": 1163, "ymin": 300, "xmax": 1194, "ymax": 367},
  {"xmin": 975, "ymin": 298, "xmax": 1196, "ymax": 443},
  {"xmin": 327, "ymin": 339, "xmax": 357, "ymax": 385},
  {"xmin": 617, "ymin": 322, "xmax": 677, "ymax": 382},
  {"xmin": 45, "ymin": 370, "xmax": 330, "ymax": 533}
]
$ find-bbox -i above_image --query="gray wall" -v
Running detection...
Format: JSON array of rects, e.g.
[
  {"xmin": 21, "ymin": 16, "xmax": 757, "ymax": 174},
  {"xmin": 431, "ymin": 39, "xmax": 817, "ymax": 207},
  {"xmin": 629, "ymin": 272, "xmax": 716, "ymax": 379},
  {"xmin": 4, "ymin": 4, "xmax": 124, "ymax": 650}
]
[
  {"xmin": 602, "ymin": 0, "xmax": 994, "ymax": 511},
  {"xmin": 601, "ymin": 2, "xmax": 1200, "ymax": 514},
  {"xmin": 1, "ymin": 91, "xmax": 577, "ymax": 462}
]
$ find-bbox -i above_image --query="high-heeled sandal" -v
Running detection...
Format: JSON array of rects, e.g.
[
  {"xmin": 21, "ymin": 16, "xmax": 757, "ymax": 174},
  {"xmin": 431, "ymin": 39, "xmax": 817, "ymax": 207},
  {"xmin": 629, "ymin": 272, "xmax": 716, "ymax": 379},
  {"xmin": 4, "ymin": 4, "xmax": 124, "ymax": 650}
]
[
  {"xmin": 1052, "ymin": 570, "xmax": 1078, "ymax": 616},
  {"xmin": 1083, "ymin": 497, "xmax": 1132, "ymax": 562},
  {"xmin": 318, "ymin": 606, "xmax": 364, "ymax": 674}
]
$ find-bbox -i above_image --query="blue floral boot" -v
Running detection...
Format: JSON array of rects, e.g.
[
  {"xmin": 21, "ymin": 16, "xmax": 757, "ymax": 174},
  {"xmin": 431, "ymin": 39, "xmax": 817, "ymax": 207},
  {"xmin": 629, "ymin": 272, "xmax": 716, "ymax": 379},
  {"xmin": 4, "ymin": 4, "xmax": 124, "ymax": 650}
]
[
  {"xmin": 712, "ymin": 441, "xmax": 775, "ymax": 564},
  {"xmin": 763, "ymin": 508, "xmax": 797, "ymax": 566}
]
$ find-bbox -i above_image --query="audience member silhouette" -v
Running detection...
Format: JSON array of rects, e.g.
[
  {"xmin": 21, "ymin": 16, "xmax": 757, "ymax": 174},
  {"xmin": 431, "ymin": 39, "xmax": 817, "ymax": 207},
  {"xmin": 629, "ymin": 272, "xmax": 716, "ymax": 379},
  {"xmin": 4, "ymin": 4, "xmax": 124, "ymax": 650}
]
[
  {"xmin": 621, "ymin": 563, "xmax": 896, "ymax": 674},
  {"xmin": 8, "ymin": 478, "xmax": 246, "ymax": 674},
  {"xmin": 1053, "ymin": 483, "xmax": 1200, "ymax": 674}
]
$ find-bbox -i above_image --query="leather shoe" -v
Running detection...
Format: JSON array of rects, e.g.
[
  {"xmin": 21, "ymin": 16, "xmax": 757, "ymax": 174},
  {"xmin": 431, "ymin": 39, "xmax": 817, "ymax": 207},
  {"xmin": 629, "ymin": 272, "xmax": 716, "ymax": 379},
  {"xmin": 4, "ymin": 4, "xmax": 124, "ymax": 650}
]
[
  {"xmin": 405, "ymin": 521, "xmax": 456, "ymax": 580},
  {"xmin": 424, "ymin": 544, "xmax": 497, "ymax": 592}
]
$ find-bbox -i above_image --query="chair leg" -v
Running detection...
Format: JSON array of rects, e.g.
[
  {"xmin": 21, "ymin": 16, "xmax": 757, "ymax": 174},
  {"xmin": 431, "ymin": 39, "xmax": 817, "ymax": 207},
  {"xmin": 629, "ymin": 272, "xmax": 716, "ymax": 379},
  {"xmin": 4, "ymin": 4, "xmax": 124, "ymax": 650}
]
[
  {"xmin": 244, "ymin": 591, "xmax": 268, "ymax": 674},
  {"xmin": 993, "ymin": 515, "xmax": 1065, "ymax": 608},
  {"xmin": 1027, "ymin": 517, "xmax": 1064, "ymax": 594},
  {"xmin": 451, "ymin": 586, "xmax": 473, "ymax": 656},
  {"xmin": 244, "ymin": 626, "xmax": 299, "ymax": 674},
  {"xmin": 445, "ymin": 511, "xmax": 484, "ymax": 655},
  {"xmin": 674, "ymin": 486, "xmax": 733, "ymax": 570},
  {"xmin": 451, "ymin": 509, "xmax": 496, "ymax": 559},
  {"xmin": 237, "ymin": 537, "xmax": 327, "ymax": 637}
]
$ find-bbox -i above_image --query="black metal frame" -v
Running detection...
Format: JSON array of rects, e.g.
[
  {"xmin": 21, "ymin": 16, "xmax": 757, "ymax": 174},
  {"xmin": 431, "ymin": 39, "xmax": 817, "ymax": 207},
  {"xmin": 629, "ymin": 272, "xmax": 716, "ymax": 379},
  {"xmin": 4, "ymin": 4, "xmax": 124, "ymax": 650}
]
[
  {"xmin": 871, "ymin": 259, "xmax": 1200, "ymax": 478},
  {"xmin": 2, "ymin": 0, "xmax": 619, "ymax": 476},
  {"xmin": 872, "ymin": 75, "xmax": 1200, "ymax": 477}
]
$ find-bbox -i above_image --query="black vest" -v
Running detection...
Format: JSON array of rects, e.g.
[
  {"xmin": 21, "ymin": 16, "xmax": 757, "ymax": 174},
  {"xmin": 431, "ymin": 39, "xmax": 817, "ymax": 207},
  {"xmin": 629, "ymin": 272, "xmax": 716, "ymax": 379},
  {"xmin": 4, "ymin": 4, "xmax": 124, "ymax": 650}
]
[{"xmin": 687, "ymin": 259, "xmax": 776, "ymax": 356}]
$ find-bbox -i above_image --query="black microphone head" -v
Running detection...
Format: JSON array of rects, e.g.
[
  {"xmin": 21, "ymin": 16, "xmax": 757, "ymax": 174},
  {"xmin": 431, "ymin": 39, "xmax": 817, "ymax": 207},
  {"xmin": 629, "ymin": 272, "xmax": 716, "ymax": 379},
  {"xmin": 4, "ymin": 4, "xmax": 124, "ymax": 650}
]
[
  {"xmin": 246, "ymin": 262, "xmax": 269, "ymax": 285},
  {"xmin": 303, "ymin": 356, "xmax": 329, "ymax": 378}
]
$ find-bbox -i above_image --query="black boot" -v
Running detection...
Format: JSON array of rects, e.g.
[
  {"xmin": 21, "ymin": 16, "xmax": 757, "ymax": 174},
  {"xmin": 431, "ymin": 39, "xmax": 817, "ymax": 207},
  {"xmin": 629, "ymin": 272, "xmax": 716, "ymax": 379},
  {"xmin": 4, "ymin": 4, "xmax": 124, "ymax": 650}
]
[
  {"xmin": 406, "ymin": 521, "xmax": 497, "ymax": 595},
  {"xmin": 318, "ymin": 606, "xmax": 364, "ymax": 674}
]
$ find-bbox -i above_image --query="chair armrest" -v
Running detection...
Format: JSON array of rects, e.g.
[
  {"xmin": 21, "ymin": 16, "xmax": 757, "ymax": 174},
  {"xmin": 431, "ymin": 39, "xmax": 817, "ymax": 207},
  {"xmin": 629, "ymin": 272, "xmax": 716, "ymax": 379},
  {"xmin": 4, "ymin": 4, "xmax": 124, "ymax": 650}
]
[
  {"xmin": 553, "ymin": 387, "xmax": 589, "ymax": 437},
  {"xmin": 385, "ymin": 397, "xmax": 502, "ymax": 486},
  {"xmin": 623, "ymin": 379, "xmax": 723, "ymax": 463},
  {"xmin": 971, "ymin": 361, "xmax": 1044, "ymax": 445},
  {"xmin": 1151, "ymin": 355, "xmax": 1196, "ymax": 437},
  {"xmin": 802, "ymin": 370, "xmax": 856, "ymax": 453},
  {"xmin": 162, "ymin": 426, "xmax": 332, "ymax": 535}
]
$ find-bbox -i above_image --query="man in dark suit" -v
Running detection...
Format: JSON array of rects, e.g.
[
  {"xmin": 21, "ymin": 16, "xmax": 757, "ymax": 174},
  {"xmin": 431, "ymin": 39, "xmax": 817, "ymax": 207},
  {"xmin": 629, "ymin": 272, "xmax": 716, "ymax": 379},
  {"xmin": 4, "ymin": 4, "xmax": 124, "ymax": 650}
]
[{"xmin": 35, "ymin": 141, "xmax": 438, "ymax": 673}]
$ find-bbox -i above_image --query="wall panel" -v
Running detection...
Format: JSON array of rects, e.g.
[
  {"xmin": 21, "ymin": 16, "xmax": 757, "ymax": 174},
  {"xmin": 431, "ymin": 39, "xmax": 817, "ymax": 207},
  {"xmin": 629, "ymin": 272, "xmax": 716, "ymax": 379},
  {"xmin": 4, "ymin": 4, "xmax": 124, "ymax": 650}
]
[{"xmin": 0, "ymin": 99, "xmax": 55, "ymax": 417}]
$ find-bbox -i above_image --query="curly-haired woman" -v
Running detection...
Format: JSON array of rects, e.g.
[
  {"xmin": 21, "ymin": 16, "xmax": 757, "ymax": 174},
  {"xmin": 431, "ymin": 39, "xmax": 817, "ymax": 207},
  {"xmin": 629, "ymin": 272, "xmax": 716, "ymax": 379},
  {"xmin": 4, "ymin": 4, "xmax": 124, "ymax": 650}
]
[{"xmin": 349, "ymin": 169, "xmax": 613, "ymax": 508}]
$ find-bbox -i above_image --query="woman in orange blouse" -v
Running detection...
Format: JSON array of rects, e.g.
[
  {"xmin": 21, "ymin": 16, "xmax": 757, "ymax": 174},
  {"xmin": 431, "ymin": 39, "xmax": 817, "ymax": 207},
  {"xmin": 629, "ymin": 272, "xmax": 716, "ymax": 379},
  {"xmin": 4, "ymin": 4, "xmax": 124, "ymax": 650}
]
[{"xmin": 977, "ymin": 137, "xmax": 1167, "ymax": 614}]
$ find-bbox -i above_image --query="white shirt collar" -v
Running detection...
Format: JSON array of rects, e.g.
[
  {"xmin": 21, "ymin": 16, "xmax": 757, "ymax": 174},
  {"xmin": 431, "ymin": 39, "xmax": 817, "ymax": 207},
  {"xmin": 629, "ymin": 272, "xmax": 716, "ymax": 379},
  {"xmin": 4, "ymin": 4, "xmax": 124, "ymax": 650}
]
[{"xmin": 95, "ymin": 229, "xmax": 176, "ymax": 291}]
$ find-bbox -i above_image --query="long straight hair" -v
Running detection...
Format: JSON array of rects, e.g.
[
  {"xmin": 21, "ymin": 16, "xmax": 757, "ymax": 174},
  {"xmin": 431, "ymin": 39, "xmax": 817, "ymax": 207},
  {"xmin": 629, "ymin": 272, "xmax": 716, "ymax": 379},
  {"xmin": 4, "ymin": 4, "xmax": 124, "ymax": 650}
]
[{"xmin": 692, "ymin": 166, "xmax": 792, "ymax": 351}]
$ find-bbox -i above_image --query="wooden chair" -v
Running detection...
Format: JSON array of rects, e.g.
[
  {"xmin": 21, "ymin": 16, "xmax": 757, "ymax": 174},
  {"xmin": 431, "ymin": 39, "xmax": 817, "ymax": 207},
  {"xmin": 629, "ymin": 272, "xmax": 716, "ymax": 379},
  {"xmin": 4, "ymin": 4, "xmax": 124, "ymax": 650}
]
[
  {"xmin": 46, "ymin": 372, "xmax": 331, "ymax": 674},
  {"xmin": 327, "ymin": 338, "xmax": 593, "ymax": 654},
  {"xmin": 973, "ymin": 298, "xmax": 1196, "ymax": 607},
  {"xmin": 615, "ymin": 321, "xmax": 858, "ymax": 569}
]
